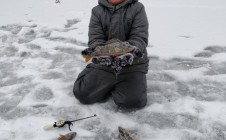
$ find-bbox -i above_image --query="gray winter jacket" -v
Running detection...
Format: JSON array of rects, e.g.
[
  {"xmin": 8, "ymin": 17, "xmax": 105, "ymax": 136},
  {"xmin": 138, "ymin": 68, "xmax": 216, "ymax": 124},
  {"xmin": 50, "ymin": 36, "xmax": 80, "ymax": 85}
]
[{"xmin": 88, "ymin": 0, "xmax": 149, "ymax": 73}]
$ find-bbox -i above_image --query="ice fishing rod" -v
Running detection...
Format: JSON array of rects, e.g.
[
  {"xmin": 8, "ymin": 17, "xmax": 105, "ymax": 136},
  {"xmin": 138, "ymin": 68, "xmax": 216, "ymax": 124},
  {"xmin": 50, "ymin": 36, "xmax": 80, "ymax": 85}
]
[{"xmin": 44, "ymin": 114, "xmax": 97, "ymax": 131}]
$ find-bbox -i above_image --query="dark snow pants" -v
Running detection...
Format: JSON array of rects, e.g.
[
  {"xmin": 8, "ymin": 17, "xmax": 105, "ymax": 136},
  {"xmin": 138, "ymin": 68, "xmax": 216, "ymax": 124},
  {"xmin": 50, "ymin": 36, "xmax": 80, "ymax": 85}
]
[{"xmin": 73, "ymin": 65, "xmax": 147, "ymax": 108}]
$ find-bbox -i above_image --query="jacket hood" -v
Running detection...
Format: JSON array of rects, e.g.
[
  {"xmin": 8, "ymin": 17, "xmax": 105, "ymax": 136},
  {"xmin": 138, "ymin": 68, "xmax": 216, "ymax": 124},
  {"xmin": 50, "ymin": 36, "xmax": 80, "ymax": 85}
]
[{"xmin": 98, "ymin": 0, "xmax": 138, "ymax": 10}]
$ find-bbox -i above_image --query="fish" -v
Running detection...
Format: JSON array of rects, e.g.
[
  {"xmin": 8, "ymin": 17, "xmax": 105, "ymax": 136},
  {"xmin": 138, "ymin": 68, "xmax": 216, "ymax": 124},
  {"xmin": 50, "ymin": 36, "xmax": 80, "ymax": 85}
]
[
  {"xmin": 118, "ymin": 126, "xmax": 137, "ymax": 140},
  {"xmin": 57, "ymin": 132, "xmax": 77, "ymax": 140},
  {"xmin": 82, "ymin": 39, "xmax": 137, "ymax": 62}
]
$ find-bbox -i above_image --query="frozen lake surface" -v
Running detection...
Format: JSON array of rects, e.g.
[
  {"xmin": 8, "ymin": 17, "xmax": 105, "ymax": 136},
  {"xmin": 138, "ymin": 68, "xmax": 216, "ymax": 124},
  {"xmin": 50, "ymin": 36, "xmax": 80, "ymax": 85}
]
[{"xmin": 0, "ymin": 0, "xmax": 226, "ymax": 139}]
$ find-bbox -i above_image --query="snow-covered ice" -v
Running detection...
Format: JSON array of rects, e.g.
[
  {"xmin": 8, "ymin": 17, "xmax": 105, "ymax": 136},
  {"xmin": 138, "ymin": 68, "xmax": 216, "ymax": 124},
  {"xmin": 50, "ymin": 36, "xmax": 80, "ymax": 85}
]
[{"xmin": 0, "ymin": 0, "xmax": 226, "ymax": 140}]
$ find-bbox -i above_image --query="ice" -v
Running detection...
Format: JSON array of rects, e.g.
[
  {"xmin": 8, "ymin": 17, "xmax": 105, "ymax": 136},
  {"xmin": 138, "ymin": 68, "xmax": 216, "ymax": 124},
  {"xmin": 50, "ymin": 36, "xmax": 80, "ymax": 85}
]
[{"xmin": 0, "ymin": 0, "xmax": 226, "ymax": 140}]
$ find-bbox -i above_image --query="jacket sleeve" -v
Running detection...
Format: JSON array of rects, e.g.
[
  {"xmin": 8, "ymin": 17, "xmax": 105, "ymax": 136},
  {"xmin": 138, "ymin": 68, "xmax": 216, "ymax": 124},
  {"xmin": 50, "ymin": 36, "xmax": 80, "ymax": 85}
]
[
  {"xmin": 88, "ymin": 7, "xmax": 107, "ymax": 49},
  {"xmin": 127, "ymin": 4, "xmax": 149, "ymax": 52}
]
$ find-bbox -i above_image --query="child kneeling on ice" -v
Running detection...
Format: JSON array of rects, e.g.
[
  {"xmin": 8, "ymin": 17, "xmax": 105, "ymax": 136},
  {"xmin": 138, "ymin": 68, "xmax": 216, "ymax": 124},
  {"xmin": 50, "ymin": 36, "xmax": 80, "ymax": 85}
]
[{"xmin": 73, "ymin": 0, "xmax": 149, "ymax": 109}]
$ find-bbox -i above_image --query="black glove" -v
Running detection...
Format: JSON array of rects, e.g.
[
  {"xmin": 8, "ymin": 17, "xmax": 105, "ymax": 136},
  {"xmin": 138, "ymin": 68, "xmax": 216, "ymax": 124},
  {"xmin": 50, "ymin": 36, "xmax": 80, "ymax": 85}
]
[
  {"xmin": 111, "ymin": 53, "xmax": 134, "ymax": 71},
  {"xmin": 81, "ymin": 47, "xmax": 95, "ymax": 55},
  {"xmin": 115, "ymin": 53, "xmax": 134, "ymax": 66},
  {"xmin": 91, "ymin": 56, "xmax": 113, "ymax": 66},
  {"xmin": 132, "ymin": 47, "xmax": 143, "ymax": 58}
]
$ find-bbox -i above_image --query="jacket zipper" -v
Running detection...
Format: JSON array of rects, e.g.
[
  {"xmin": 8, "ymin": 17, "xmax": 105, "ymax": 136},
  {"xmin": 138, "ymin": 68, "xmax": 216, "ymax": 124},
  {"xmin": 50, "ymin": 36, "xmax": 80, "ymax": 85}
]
[{"xmin": 108, "ymin": 6, "xmax": 116, "ymax": 40}]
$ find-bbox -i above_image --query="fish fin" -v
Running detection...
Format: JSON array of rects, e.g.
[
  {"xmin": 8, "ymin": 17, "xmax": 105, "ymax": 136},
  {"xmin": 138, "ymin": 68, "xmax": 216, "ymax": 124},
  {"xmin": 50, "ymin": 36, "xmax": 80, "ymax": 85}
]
[
  {"xmin": 118, "ymin": 126, "xmax": 137, "ymax": 140},
  {"xmin": 82, "ymin": 55, "xmax": 92, "ymax": 62},
  {"xmin": 57, "ymin": 135, "xmax": 66, "ymax": 140},
  {"xmin": 106, "ymin": 38, "xmax": 120, "ymax": 44},
  {"xmin": 85, "ymin": 56, "xmax": 92, "ymax": 62}
]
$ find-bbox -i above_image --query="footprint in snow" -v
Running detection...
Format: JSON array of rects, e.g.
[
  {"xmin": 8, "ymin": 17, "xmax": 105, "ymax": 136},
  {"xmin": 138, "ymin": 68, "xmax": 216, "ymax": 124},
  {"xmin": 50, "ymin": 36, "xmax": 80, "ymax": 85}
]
[
  {"xmin": 0, "ymin": 24, "xmax": 23, "ymax": 34},
  {"xmin": 64, "ymin": 19, "xmax": 80, "ymax": 28},
  {"xmin": 33, "ymin": 86, "xmax": 54, "ymax": 101},
  {"xmin": 194, "ymin": 45, "xmax": 226, "ymax": 58}
]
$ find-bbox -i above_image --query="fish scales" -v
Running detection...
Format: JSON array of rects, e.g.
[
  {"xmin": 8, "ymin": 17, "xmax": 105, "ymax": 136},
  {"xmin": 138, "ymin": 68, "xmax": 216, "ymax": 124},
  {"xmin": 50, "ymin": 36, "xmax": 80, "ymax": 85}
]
[{"xmin": 92, "ymin": 39, "xmax": 135, "ymax": 57}]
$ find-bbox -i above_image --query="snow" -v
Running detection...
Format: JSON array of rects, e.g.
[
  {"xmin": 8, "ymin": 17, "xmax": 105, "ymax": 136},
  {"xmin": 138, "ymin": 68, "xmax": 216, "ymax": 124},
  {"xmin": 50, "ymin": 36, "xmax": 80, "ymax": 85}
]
[{"xmin": 0, "ymin": 0, "xmax": 226, "ymax": 140}]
